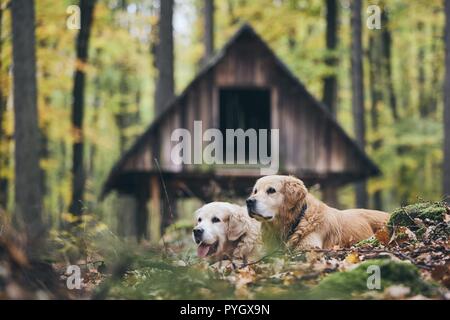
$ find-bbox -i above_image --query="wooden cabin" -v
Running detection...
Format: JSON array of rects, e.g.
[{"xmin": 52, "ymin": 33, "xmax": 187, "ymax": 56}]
[{"xmin": 101, "ymin": 24, "xmax": 380, "ymax": 241}]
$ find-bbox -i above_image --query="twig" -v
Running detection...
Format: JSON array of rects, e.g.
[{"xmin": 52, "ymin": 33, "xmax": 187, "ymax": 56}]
[
  {"xmin": 390, "ymin": 251, "xmax": 433, "ymax": 270},
  {"xmin": 154, "ymin": 158, "xmax": 170, "ymax": 255},
  {"xmin": 306, "ymin": 247, "xmax": 435, "ymax": 270},
  {"xmin": 154, "ymin": 158, "xmax": 174, "ymax": 221},
  {"xmin": 239, "ymin": 246, "xmax": 282, "ymax": 268},
  {"xmin": 241, "ymin": 247, "xmax": 437, "ymax": 271}
]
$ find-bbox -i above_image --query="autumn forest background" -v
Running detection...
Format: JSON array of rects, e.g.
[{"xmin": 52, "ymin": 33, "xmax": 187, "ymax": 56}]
[{"xmin": 0, "ymin": 0, "xmax": 450, "ymax": 300}]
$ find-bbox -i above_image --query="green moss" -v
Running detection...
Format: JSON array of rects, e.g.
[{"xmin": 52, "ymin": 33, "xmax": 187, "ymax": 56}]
[
  {"xmin": 388, "ymin": 202, "xmax": 447, "ymax": 232},
  {"xmin": 308, "ymin": 259, "xmax": 436, "ymax": 299},
  {"xmin": 354, "ymin": 236, "xmax": 380, "ymax": 248}
]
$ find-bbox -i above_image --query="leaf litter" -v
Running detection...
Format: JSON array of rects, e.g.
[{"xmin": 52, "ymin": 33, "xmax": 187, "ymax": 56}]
[{"xmin": 1, "ymin": 202, "xmax": 449, "ymax": 299}]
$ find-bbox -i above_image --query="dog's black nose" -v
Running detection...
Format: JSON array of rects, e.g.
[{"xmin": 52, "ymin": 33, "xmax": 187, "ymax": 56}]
[
  {"xmin": 193, "ymin": 228, "xmax": 204, "ymax": 241},
  {"xmin": 246, "ymin": 198, "xmax": 256, "ymax": 208}
]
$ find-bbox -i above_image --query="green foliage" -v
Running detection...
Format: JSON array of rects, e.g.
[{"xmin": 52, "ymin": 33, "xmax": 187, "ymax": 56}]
[
  {"xmin": 47, "ymin": 212, "xmax": 115, "ymax": 262},
  {"xmin": 108, "ymin": 257, "xmax": 235, "ymax": 299}
]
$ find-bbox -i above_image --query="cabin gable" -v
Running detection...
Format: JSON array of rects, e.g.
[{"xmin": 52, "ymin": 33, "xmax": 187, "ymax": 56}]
[{"xmin": 102, "ymin": 24, "xmax": 379, "ymax": 198}]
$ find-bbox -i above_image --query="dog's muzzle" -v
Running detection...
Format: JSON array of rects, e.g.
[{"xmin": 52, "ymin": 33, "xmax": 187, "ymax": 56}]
[
  {"xmin": 246, "ymin": 198, "xmax": 273, "ymax": 220},
  {"xmin": 193, "ymin": 228, "xmax": 204, "ymax": 244},
  {"xmin": 246, "ymin": 197, "xmax": 256, "ymax": 215}
]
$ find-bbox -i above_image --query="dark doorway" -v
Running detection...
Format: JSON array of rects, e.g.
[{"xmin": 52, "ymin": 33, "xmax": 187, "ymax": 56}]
[{"xmin": 219, "ymin": 88, "xmax": 271, "ymax": 163}]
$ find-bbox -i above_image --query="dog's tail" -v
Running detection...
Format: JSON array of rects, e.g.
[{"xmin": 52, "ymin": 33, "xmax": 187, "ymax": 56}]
[{"xmin": 361, "ymin": 210, "xmax": 390, "ymax": 232}]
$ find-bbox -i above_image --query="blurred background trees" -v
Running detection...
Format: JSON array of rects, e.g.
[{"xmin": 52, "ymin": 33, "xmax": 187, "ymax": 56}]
[{"xmin": 1, "ymin": 0, "xmax": 449, "ymax": 237}]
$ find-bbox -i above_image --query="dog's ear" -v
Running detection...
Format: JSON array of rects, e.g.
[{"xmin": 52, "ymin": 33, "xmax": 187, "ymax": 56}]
[
  {"xmin": 282, "ymin": 176, "xmax": 308, "ymax": 210},
  {"xmin": 227, "ymin": 208, "xmax": 249, "ymax": 241}
]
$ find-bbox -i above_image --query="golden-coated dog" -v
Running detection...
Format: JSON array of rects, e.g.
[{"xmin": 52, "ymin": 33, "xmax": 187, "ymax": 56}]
[
  {"xmin": 193, "ymin": 202, "xmax": 261, "ymax": 261},
  {"xmin": 246, "ymin": 175, "xmax": 389, "ymax": 249}
]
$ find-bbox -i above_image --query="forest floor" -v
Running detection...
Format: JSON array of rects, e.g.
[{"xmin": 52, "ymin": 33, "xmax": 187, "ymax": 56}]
[
  {"xmin": 1, "ymin": 202, "xmax": 449, "ymax": 300},
  {"xmin": 65, "ymin": 202, "xmax": 450, "ymax": 300}
]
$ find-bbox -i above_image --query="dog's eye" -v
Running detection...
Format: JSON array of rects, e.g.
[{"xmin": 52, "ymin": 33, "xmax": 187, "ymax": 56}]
[
  {"xmin": 212, "ymin": 217, "xmax": 220, "ymax": 223},
  {"xmin": 266, "ymin": 187, "xmax": 276, "ymax": 194},
  {"xmin": 198, "ymin": 218, "xmax": 202, "ymax": 223},
  {"xmin": 253, "ymin": 189, "xmax": 257, "ymax": 194}
]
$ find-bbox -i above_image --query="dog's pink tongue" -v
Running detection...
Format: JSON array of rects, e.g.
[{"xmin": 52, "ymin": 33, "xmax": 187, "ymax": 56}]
[{"xmin": 197, "ymin": 243, "xmax": 211, "ymax": 258}]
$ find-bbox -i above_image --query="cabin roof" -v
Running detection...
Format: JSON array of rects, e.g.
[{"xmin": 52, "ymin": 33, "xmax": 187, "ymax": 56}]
[{"xmin": 101, "ymin": 23, "xmax": 380, "ymax": 198}]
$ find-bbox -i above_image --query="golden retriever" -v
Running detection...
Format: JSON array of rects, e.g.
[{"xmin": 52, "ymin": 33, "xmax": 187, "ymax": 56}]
[
  {"xmin": 193, "ymin": 202, "xmax": 261, "ymax": 261},
  {"xmin": 246, "ymin": 175, "xmax": 389, "ymax": 249}
]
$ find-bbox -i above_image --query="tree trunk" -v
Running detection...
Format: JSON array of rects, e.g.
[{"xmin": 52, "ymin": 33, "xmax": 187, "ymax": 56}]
[
  {"xmin": 88, "ymin": 50, "xmax": 102, "ymax": 178},
  {"xmin": 227, "ymin": 0, "xmax": 238, "ymax": 26},
  {"xmin": 321, "ymin": 0, "xmax": 339, "ymax": 206},
  {"xmin": 154, "ymin": 0, "xmax": 174, "ymax": 115},
  {"xmin": 0, "ymin": 2, "xmax": 9, "ymax": 210},
  {"xmin": 203, "ymin": 0, "xmax": 214, "ymax": 62},
  {"xmin": 428, "ymin": 14, "xmax": 440, "ymax": 116},
  {"xmin": 11, "ymin": 0, "xmax": 44, "ymax": 255},
  {"xmin": 444, "ymin": 0, "xmax": 450, "ymax": 201},
  {"xmin": 116, "ymin": 75, "xmax": 129, "ymax": 153},
  {"xmin": 323, "ymin": 0, "xmax": 339, "ymax": 117},
  {"xmin": 417, "ymin": 22, "xmax": 428, "ymax": 118},
  {"xmin": 351, "ymin": 0, "xmax": 367, "ymax": 208},
  {"xmin": 368, "ymin": 35, "xmax": 383, "ymax": 211},
  {"xmin": 381, "ymin": 7, "xmax": 399, "ymax": 121},
  {"xmin": 69, "ymin": 0, "xmax": 96, "ymax": 216}
]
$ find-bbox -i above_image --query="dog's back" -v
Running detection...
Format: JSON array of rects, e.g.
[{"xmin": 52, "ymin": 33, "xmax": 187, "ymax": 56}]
[
  {"xmin": 325, "ymin": 208, "xmax": 389, "ymax": 248},
  {"xmin": 357, "ymin": 209, "xmax": 389, "ymax": 232}
]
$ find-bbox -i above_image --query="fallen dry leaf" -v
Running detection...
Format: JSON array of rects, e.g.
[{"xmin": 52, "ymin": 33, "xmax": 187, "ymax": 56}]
[
  {"xmin": 375, "ymin": 227, "xmax": 390, "ymax": 246},
  {"xmin": 431, "ymin": 262, "xmax": 450, "ymax": 288},
  {"xmin": 345, "ymin": 252, "xmax": 360, "ymax": 264}
]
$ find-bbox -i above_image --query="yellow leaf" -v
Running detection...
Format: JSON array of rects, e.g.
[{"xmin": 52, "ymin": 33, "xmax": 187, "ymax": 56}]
[{"xmin": 345, "ymin": 252, "xmax": 360, "ymax": 264}]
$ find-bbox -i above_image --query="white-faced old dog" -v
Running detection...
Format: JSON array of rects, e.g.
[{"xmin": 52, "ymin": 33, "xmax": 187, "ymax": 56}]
[
  {"xmin": 192, "ymin": 202, "xmax": 261, "ymax": 261},
  {"xmin": 246, "ymin": 175, "xmax": 389, "ymax": 249}
]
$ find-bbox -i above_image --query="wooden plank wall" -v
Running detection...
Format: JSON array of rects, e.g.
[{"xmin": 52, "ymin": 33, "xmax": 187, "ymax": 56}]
[{"xmin": 120, "ymin": 33, "xmax": 370, "ymax": 180}]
